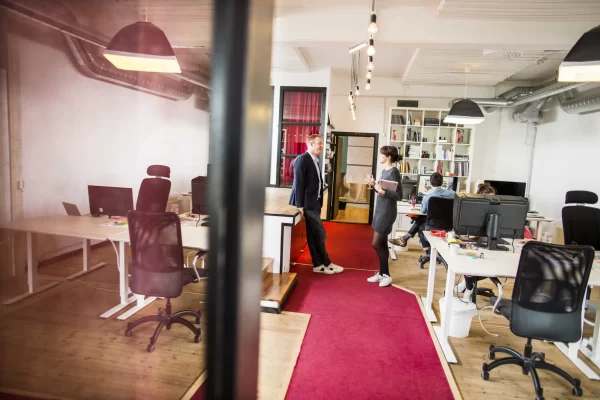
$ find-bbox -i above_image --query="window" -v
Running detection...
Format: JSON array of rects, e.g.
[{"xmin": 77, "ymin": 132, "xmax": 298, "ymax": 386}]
[{"xmin": 276, "ymin": 87, "xmax": 327, "ymax": 187}]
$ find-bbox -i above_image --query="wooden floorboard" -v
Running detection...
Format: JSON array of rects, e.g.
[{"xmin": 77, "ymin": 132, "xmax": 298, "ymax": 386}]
[
  {"xmin": 262, "ymin": 273, "xmax": 296, "ymax": 303},
  {"xmin": 333, "ymin": 205, "xmax": 369, "ymax": 224},
  {"xmin": 389, "ymin": 243, "xmax": 600, "ymax": 400},
  {"xmin": 0, "ymin": 246, "xmax": 308, "ymax": 400}
]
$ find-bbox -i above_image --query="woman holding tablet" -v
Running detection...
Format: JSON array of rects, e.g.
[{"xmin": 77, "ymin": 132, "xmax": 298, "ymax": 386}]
[{"xmin": 365, "ymin": 146, "xmax": 402, "ymax": 287}]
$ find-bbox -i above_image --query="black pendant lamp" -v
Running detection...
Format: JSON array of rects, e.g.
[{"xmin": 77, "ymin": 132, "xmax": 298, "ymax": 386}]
[
  {"xmin": 444, "ymin": 99, "xmax": 485, "ymax": 125},
  {"xmin": 104, "ymin": 21, "xmax": 181, "ymax": 73},
  {"xmin": 558, "ymin": 24, "xmax": 600, "ymax": 82}
]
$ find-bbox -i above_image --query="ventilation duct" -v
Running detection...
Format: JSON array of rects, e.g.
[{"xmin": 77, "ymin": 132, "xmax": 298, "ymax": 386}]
[
  {"xmin": 0, "ymin": 0, "xmax": 211, "ymax": 101},
  {"xmin": 559, "ymin": 92, "xmax": 600, "ymax": 114}
]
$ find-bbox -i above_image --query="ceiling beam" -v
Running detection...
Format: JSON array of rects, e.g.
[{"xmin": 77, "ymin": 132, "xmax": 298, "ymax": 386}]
[
  {"xmin": 292, "ymin": 47, "xmax": 310, "ymax": 72},
  {"xmin": 402, "ymin": 48, "xmax": 420, "ymax": 82}
]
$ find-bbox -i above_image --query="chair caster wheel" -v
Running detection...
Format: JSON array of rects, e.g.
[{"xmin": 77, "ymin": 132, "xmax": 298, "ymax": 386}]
[
  {"xmin": 573, "ymin": 378, "xmax": 581, "ymax": 388},
  {"xmin": 124, "ymin": 329, "xmax": 132, "ymax": 337},
  {"xmin": 535, "ymin": 396, "xmax": 544, "ymax": 400},
  {"xmin": 572, "ymin": 387, "xmax": 583, "ymax": 396},
  {"xmin": 481, "ymin": 371, "xmax": 489, "ymax": 381},
  {"xmin": 488, "ymin": 351, "xmax": 495, "ymax": 360},
  {"xmin": 194, "ymin": 333, "xmax": 201, "ymax": 343},
  {"xmin": 147, "ymin": 344, "xmax": 155, "ymax": 353}
]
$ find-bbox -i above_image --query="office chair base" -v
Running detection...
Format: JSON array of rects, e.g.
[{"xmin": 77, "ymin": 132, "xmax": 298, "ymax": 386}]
[
  {"xmin": 482, "ymin": 341, "xmax": 583, "ymax": 399},
  {"xmin": 418, "ymin": 254, "xmax": 447, "ymax": 270},
  {"xmin": 124, "ymin": 299, "xmax": 202, "ymax": 353}
]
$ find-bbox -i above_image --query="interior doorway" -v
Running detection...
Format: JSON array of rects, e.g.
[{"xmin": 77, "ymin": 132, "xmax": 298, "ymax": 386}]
[{"xmin": 328, "ymin": 132, "xmax": 378, "ymax": 224}]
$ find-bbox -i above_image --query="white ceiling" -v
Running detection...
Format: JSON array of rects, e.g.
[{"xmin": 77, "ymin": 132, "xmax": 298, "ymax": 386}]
[{"xmin": 23, "ymin": 0, "xmax": 600, "ymax": 88}]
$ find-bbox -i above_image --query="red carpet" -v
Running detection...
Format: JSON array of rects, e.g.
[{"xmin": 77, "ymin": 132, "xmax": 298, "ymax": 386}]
[
  {"xmin": 285, "ymin": 223, "xmax": 454, "ymax": 400},
  {"xmin": 295, "ymin": 222, "xmax": 379, "ymax": 270}
]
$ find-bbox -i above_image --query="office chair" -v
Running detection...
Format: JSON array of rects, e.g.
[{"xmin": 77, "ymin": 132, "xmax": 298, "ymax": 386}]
[
  {"xmin": 482, "ymin": 241, "xmax": 594, "ymax": 400},
  {"xmin": 124, "ymin": 210, "xmax": 202, "ymax": 353},
  {"xmin": 562, "ymin": 190, "xmax": 600, "ymax": 249},
  {"xmin": 419, "ymin": 197, "xmax": 453, "ymax": 269},
  {"xmin": 136, "ymin": 165, "xmax": 171, "ymax": 212}
]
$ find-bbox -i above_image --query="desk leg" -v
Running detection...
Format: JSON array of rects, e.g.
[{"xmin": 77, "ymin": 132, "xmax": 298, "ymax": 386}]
[
  {"xmin": 65, "ymin": 239, "xmax": 107, "ymax": 281},
  {"xmin": 579, "ymin": 293, "xmax": 600, "ymax": 374},
  {"xmin": 2, "ymin": 232, "xmax": 59, "ymax": 305},
  {"xmin": 116, "ymin": 294, "xmax": 159, "ymax": 320},
  {"xmin": 432, "ymin": 265, "xmax": 457, "ymax": 364},
  {"xmin": 420, "ymin": 247, "xmax": 438, "ymax": 323},
  {"xmin": 100, "ymin": 241, "xmax": 135, "ymax": 318}
]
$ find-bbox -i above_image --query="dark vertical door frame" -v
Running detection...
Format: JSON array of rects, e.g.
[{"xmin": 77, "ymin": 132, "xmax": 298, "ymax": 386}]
[
  {"xmin": 328, "ymin": 131, "xmax": 379, "ymax": 224},
  {"xmin": 275, "ymin": 86, "xmax": 327, "ymax": 187},
  {"xmin": 207, "ymin": 1, "xmax": 274, "ymax": 399}
]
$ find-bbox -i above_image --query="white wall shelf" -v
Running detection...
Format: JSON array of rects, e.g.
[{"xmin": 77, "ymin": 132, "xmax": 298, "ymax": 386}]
[{"xmin": 389, "ymin": 107, "xmax": 475, "ymax": 192}]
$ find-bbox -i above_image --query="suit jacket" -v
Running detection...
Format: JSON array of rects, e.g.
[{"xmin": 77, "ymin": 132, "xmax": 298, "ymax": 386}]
[{"xmin": 289, "ymin": 152, "xmax": 323, "ymax": 211}]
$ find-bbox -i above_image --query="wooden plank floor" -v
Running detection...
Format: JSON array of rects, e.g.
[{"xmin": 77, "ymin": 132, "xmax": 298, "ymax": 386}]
[
  {"xmin": 0, "ymin": 245, "xmax": 309, "ymax": 400},
  {"xmin": 389, "ymin": 242, "xmax": 600, "ymax": 400},
  {"xmin": 333, "ymin": 205, "xmax": 369, "ymax": 224}
]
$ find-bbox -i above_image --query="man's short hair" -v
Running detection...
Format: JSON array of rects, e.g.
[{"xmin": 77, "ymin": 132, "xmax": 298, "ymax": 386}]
[
  {"xmin": 430, "ymin": 172, "xmax": 443, "ymax": 187},
  {"xmin": 306, "ymin": 134, "xmax": 321, "ymax": 143}
]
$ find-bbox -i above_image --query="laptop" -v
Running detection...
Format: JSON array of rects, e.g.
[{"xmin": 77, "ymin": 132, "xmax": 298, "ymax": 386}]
[{"xmin": 62, "ymin": 202, "xmax": 81, "ymax": 216}]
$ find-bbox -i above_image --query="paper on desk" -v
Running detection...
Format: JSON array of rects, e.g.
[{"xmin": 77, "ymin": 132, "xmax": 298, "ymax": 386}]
[{"xmin": 100, "ymin": 221, "xmax": 128, "ymax": 227}]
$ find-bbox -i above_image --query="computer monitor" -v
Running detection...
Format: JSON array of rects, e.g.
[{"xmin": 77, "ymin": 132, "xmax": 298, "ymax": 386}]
[
  {"xmin": 88, "ymin": 186, "xmax": 134, "ymax": 217},
  {"xmin": 191, "ymin": 176, "xmax": 208, "ymax": 215},
  {"xmin": 401, "ymin": 177, "xmax": 417, "ymax": 200},
  {"xmin": 417, "ymin": 175, "xmax": 458, "ymax": 194},
  {"xmin": 453, "ymin": 193, "xmax": 528, "ymax": 251},
  {"xmin": 484, "ymin": 180, "xmax": 526, "ymax": 197}
]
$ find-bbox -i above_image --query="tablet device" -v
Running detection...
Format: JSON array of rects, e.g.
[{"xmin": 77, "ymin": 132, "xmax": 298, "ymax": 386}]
[
  {"xmin": 62, "ymin": 202, "xmax": 81, "ymax": 216},
  {"xmin": 379, "ymin": 179, "xmax": 398, "ymax": 191}
]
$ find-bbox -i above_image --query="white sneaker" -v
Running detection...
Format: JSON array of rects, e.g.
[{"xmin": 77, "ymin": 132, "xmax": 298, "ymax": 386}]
[
  {"xmin": 379, "ymin": 274, "xmax": 393, "ymax": 287},
  {"xmin": 367, "ymin": 272, "xmax": 382, "ymax": 283},
  {"xmin": 313, "ymin": 265, "xmax": 335, "ymax": 275},
  {"xmin": 455, "ymin": 279, "xmax": 467, "ymax": 293},
  {"xmin": 329, "ymin": 263, "xmax": 344, "ymax": 273}
]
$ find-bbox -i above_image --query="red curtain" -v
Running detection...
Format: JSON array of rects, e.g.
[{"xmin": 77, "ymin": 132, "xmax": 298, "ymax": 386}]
[{"xmin": 282, "ymin": 91, "xmax": 322, "ymax": 123}]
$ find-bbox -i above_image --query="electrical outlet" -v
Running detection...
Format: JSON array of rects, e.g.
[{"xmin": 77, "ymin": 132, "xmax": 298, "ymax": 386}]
[{"xmin": 17, "ymin": 179, "xmax": 25, "ymax": 191}]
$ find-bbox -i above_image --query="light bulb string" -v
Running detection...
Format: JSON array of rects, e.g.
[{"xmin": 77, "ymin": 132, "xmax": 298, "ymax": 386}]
[{"xmin": 145, "ymin": 0, "xmax": 148, "ymax": 22}]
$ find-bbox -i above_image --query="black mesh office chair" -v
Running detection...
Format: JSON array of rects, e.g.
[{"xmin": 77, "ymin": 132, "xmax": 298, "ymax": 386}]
[
  {"xmin": 124, "ymin": 211, "xmax": 202, "ymax": 352},
  {"xmin": 419, "ymin": 197, "xmax": 453, "ymax": 269},
  {"xmin": 562, "ymin": 190, "xmax": 600, "ymax": 249},
  {"xmin": 136, "ymin": 165, "xmax": 171, "ymax": 212},
  {"xmin": 482, "ymin": 241, "xmax": 594, "ymax": 400}
]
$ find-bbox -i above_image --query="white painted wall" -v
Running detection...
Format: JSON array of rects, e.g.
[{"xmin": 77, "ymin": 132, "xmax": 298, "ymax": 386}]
[
  {"xmin": 8, "ymin": 24, "xmax": 209, "ymax": 259},
  {"xmin": 269, "ymin": 68, "xmax": 332, "ymax": 185},
  {"xmin": 528, "ymin": 97, "xmax": 600, "ymax": 220}
]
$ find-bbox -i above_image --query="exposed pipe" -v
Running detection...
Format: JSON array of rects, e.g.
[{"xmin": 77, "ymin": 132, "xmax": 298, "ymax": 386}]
[
  {"xmin": 449, "ymin": 81, "xmax": 586, "ymax": 111},
  {"xmin": 0, "ymin": 0, "xmax": 211, "ymax": 91}
]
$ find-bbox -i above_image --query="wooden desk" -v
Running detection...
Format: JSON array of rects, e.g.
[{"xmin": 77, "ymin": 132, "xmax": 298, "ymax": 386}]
[
  {"xmin": 424, "ymin": 232, "xmax": 600, "ymax": 379},
  {"xmin": 1, "ymin": 216, "xmax": 126, "ymax": 305}
]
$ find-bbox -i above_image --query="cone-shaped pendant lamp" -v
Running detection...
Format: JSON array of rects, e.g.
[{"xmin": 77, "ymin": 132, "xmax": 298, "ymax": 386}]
[
  {"xmin": 104, "ymin": 22, "xmax": 181, "ymax": 73},
  {"xmin": 558, "ymin": 24, "xmax": 600, "ymax": 82}
]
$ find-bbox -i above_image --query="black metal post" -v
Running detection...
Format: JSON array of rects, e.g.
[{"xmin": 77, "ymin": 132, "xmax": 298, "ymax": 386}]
[{"xmin": 207, "ymin": 0, "xmax": 274, "ymax": 399}]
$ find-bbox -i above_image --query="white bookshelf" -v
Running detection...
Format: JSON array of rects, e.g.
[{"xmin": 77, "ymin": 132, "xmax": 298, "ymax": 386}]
[{"xmin": 388, "ymin": 107, "xmax": 475, "ymax": 193}]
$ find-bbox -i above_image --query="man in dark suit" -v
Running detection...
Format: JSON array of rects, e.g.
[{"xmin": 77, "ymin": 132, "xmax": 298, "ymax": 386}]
[{"xmin": 289, "ymin": 134, "xmax": 343, "ymax": 274}]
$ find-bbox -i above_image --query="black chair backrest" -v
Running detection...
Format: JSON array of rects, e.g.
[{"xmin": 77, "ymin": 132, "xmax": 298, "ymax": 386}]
[
  {"xmin": 136, "ymin": 165, "xmax": 171, "ymax": 212},
  {"xmin": 562, "ymin": 206, "xmax": 600, "ymax": 250},
  {"xmin": 128, "ymin": 211, "xmax": 184, "ymax": 298},
  {"xmin": 510, "ymin": 241, "xmax": 594, "ymax": 343},
  {"xmin": 426, "ymin": 197, "xmax": 454, "ymax": 230},
  {"xmin": 565, "ymin": 190, "xmax": 598, "ymax": 205}
]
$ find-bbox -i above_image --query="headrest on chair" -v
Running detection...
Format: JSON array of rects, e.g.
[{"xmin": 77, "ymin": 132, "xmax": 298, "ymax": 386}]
[
  {"xmin": 147, "ymin": 165, "xmax": 170, "ymax": 178},
  {"xmin": 565, "ymin": 190, "xmax": 598, "ymax": 205}
]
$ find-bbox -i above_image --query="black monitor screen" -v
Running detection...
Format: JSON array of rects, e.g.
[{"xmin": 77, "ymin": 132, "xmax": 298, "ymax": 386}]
[
  {"xmin": 88, "ymin": 185, "xmax": 133, "ymax": 217},
  {"xmin": 191, "ymin": 176, "xmax": 208, "ymax": 215},
  {"xmin": 484, "ymin": 180, "xmax": 526, "ymax": 197}
]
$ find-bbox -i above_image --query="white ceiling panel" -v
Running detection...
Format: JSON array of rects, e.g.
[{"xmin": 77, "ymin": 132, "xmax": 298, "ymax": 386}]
[
  {"xmin": 437, "ymin": 0, "xmax": 600, "ymax": 21},
  {"xmin": 271, "ymin": 45, "xmax": 310, "ymax": 73},
  {"xmin": 402, "ymin": 49, "xmax": 556, "ymax": 85}
]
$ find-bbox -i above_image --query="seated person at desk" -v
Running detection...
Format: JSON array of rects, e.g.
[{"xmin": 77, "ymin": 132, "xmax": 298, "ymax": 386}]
[{"xmin": 388, "ymin": 172, "xmax": 455, "ymax": 249}]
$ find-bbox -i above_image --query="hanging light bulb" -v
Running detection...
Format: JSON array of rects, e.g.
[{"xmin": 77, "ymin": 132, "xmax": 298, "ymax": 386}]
[
  {"xmin": 348, "ymin": 91, "xmax": 353, "ymax": 103},
  {"xmin": 368, "ymin": 56, "xmax": 374, "ymax": 70},
  {"xmin": 368, "ymin": 13, "xmax": 377, "ymax": 35},
  {"xmin": 366, "ymin": 79, "xmax": 371, "ymax": 90},
  {"xmin": 356, "ymin": 85, "xmax": 360, "ymax": 96},
  {"xmin": 367, "ymin": 38, "xmax": 375, "ymax": 56},
  {"xmin": 366, "ymin": 70, "xmax": 372, "ymax": 79}
]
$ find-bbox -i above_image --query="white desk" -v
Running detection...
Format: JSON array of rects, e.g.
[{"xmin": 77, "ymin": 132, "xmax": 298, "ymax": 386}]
[
  {"xmin": 1, "ymin": 216, "xmax": 125, "ymax": 305},
  {"xmin": 424, "ymin": 232, "xmax": 600, "ymax": 380},
  {"xmin": 104, "ymin": 224, "xmax": 210, "ymax": 320}
]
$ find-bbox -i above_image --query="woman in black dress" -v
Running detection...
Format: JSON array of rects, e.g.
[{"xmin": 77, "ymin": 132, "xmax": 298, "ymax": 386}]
[{"xmin": 366, "ymin": 146, "xmax": 402, "ymax": 287}]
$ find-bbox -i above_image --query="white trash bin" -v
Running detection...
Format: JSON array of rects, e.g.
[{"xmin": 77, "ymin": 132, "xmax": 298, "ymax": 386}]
[{"xmin": 439, "ymin": 297, "xmax": 478, "ymax": 338}]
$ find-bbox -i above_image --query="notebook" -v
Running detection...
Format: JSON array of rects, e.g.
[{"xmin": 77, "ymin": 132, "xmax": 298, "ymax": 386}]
[{"xmin": 379, "ymin": 179, "xmax": 398, "ymax": 191}]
